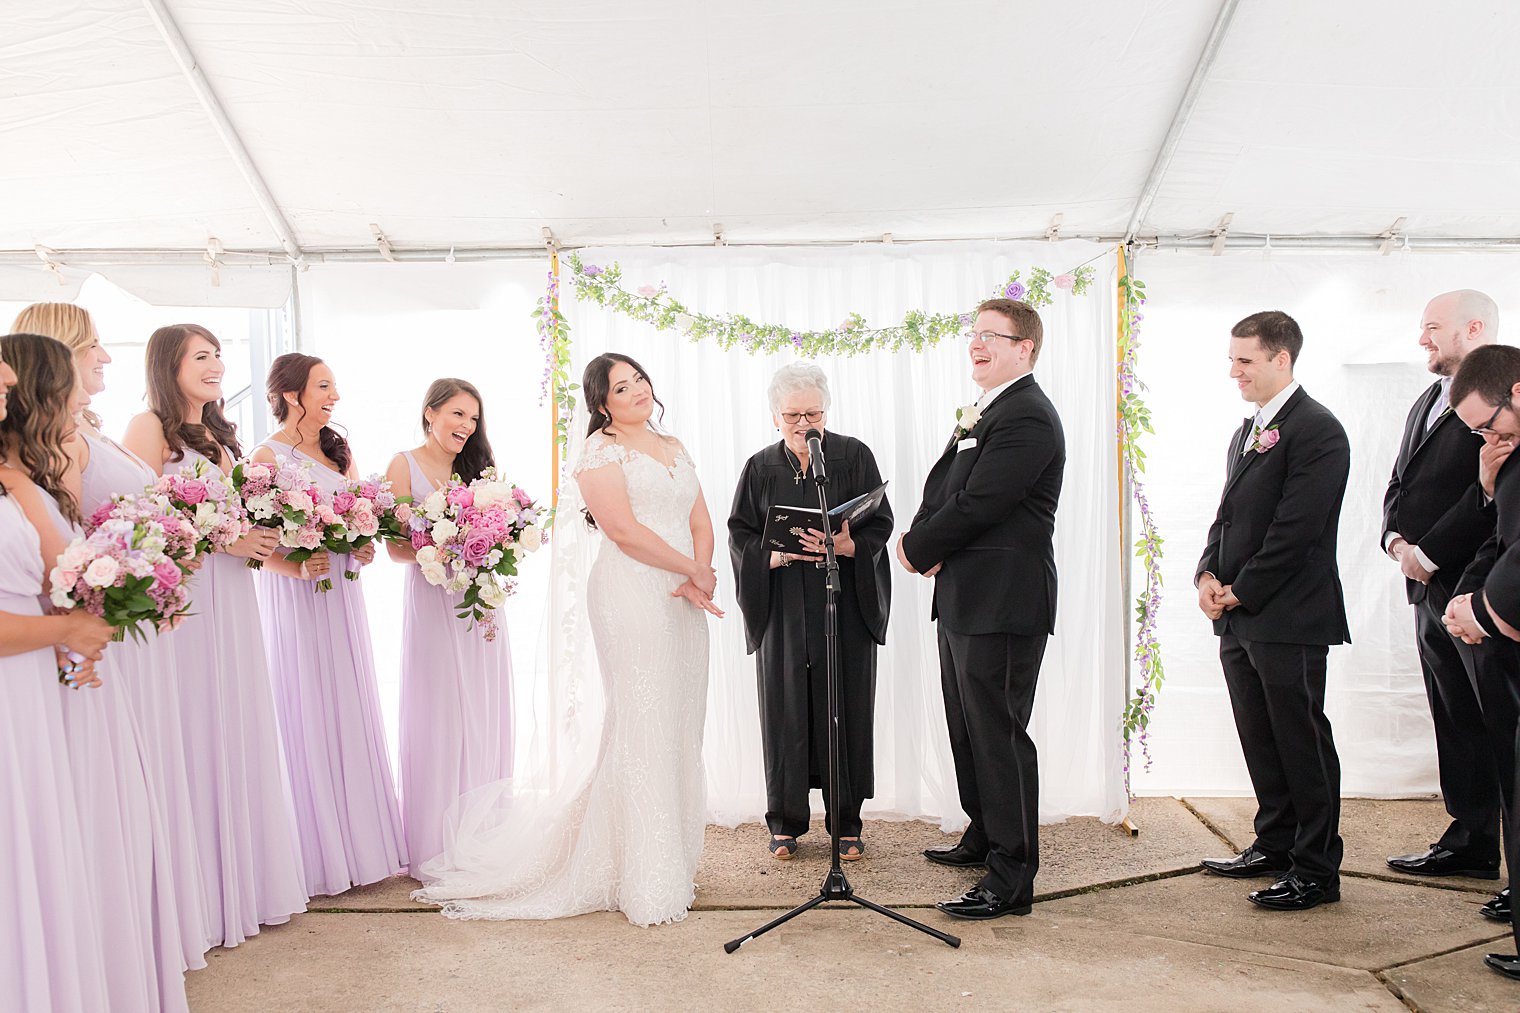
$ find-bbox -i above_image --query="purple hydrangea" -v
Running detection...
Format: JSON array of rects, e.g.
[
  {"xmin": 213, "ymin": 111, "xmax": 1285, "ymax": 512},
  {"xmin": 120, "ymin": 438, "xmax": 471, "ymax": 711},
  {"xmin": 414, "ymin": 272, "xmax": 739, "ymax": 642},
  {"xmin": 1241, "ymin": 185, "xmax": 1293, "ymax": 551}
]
[
  {"xmin": 790, "ymin": 331, "xmax": 804, "ymax": 347},
  {"xmin": 582, "ymin": 264, "xmax": 602, "ymax": 277}
]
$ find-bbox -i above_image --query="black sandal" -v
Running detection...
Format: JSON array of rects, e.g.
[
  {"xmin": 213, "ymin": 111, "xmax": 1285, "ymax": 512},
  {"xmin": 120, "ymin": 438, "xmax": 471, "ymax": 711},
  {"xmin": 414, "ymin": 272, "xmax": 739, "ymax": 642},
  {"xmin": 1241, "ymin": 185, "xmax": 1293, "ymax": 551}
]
[
  {"xmin": 768, "ymin": 836, "xmax": 798, "ymax": 861},
  {"xmin": 839, "ymin": 837, "xmax": 865, "ymax": 861}
]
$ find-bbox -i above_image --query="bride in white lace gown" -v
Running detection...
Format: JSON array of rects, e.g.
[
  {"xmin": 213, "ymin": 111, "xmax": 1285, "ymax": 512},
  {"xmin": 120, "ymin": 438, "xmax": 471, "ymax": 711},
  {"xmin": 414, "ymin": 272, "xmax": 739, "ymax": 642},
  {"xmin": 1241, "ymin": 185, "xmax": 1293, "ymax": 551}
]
[{"xmin": 414, "ymin": 354, "xmax": 723, "ymax": 927}]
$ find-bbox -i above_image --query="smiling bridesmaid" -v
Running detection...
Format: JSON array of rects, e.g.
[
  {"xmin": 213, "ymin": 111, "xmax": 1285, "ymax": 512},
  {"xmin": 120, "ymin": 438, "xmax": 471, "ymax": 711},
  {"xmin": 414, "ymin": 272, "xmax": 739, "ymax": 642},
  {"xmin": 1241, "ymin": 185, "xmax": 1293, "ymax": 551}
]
[
  {"xmin": 17, "ymin": 302, "xmax": 212, "ymax": 975},
  {"xmin": 123, "ymin": 324, "xmax": 308, "ymax": 950},
  {"xmin": 252, "ymin": 352, "xmax": 407, "ymax": 896},
  {"xmin": 386, "ymin": 378, "xmax": 515, "ymax": 871}
]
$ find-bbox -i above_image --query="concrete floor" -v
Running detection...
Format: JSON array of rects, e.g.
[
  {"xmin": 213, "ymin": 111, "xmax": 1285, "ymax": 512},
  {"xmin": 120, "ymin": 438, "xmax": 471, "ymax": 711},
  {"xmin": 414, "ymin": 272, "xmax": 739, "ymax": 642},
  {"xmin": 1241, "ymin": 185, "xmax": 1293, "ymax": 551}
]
[{"xmin": 185, "ymin": 798, "xmax": 1520, "ymax": 1011}]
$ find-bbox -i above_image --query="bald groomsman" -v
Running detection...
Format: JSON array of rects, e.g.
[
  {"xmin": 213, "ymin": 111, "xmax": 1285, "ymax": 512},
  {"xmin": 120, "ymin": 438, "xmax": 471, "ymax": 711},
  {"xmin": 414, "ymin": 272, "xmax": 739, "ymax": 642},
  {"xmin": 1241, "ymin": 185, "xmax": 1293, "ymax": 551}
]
[{"xmin": 1382, "ymin": 291, "xmax": 1505, "ymax": 913}]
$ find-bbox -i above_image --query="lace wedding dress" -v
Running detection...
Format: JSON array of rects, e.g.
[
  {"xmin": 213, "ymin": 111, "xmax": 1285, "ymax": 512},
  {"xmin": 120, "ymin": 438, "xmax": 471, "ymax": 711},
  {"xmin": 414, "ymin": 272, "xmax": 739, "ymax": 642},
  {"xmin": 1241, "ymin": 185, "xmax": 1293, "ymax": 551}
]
[{"xmin": 413, "ymin": 431, "xmax": 711, "ymax": 926}]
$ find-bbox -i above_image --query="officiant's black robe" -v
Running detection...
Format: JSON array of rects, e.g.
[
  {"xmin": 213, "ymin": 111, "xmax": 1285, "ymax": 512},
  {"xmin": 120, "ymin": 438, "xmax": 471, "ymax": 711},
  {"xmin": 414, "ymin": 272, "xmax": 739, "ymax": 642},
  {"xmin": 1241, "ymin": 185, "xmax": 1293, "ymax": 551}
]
[{"xmin": 728, "ymin": 431, "xmax": 892, "ymax": 838}]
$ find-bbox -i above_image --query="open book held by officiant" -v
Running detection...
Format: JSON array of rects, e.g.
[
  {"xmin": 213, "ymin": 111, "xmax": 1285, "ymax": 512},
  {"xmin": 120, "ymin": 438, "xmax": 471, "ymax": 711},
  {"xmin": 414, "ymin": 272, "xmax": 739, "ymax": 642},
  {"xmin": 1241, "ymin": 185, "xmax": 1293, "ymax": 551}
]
[{"xmin": 762, "ymin": 481, "xmax": 888, "ymax": 555}]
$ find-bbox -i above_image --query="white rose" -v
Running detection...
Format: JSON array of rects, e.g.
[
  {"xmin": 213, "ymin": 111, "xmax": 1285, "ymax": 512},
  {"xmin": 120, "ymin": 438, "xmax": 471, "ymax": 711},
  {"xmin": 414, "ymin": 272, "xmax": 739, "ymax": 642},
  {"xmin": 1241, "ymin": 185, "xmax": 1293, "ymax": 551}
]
[
  {"xmin": 415, "ymin": 546, "xmax": 439, "ymax": 566},
  {"xmin": 51, "ymin": 586, "xmax": 75, "ymax": 609},
  {"xmin": 246, "ymin": 493, "xmax": 277, "ymax": 519},
  {"xmin": 83, "ymin": 556, "xmax": 120, "ymax": 588},
  {"xmin": 285, "ymin": 491, "xmax": 314, "ymax": 514},
  {"xmin": 478, "ymin": 581, "xmax": 506, "ymax": 609},
  {"xmin": 673, "ymin": 312, "xmax": 695, "ymax": 332},
  {"xmin": 520, "ymin": 525, "xmax": 543, "ymax": 552},
  {"xmin": 61, "ymin": 541, "xmax": 94, "ymax": 571},
  {"xmin": 431, "ymin": 519, "xmax": 459, "ymax": 544},
  {"xmin": 956, "ymin": 403, "xmax": 981, "ymax": 432},
  {"xmin": 195, "ymin": 502, "xmax": 218, "ymax": 527},
  {"xmin": 420, "ymin": 562, "xmax": 448, "ymax": 586},
  {"xmin": 473, "ymin": 482, "xmax": 509, "ymax": 509},
  {"xmin": 422, "ymin": 490, "xmax": 448, "ymax": 521}
]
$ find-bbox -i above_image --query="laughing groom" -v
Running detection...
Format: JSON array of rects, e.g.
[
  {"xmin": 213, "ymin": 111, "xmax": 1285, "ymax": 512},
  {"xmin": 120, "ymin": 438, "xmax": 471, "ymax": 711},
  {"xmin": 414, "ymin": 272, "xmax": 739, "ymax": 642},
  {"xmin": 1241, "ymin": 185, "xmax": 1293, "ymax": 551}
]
[
  {"xmin": 1196, "ymin": 310, "xmax": 1351, "ymax": 911},
  {"xmin": 896, "ymin": 297, "xmax": 1065, "ymax": 920}
]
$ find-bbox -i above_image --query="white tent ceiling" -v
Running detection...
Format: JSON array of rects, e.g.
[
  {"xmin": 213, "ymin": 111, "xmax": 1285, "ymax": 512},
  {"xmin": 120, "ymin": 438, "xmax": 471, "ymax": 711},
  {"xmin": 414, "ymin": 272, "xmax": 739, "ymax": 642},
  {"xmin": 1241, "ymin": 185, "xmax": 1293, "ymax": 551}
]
[{"xmin": 3, "ymin": 0, "xmax": 1519, "ymax": 269}]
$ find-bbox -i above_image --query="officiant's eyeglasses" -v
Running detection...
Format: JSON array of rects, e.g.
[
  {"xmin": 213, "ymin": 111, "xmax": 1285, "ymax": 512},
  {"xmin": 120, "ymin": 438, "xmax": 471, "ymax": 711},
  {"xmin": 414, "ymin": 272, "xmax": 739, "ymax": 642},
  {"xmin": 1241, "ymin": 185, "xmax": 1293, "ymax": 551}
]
[
  {"xmin": 1471, "ymin": 398, "xmax": 1513, "ymax": 436},
  {"xmin": 779, "ymin": 410, "xmax": 825, "ymax": 424}
]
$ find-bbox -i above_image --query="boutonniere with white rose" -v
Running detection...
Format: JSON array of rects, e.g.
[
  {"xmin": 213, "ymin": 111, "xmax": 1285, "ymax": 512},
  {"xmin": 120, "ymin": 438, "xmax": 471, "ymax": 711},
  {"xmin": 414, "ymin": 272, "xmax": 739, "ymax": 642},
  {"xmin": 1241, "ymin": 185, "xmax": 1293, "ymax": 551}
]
[
  {"xmin": 954, "ymin": 403, "xmax": 982, "ymax": 440},
  {"xmin": 1244, "ymin": 423, "xmax": 1282, "ymax": 455}
]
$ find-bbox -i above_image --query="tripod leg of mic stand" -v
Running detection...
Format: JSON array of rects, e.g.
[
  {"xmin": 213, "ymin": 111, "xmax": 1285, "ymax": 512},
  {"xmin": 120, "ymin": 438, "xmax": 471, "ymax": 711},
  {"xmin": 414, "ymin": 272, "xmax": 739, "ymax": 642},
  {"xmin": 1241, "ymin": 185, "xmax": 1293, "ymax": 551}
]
[
  {"xmin": 723, "ymin": 892, "xmax": 828, "ymax": 953},
  {"xmin": 847, "ymin": 894, "xmax": 961, "ymax": 948}
]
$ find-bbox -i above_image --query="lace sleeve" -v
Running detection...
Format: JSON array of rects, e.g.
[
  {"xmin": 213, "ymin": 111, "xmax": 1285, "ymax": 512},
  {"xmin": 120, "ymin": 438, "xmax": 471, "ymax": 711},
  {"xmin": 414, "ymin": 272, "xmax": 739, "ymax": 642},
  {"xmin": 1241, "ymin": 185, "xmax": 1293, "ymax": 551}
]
[
  {"xmin": 573, "ymin": 433, "xmax": 627, "ymax": 476},
  {"xmin": 670, "ymin": 438, "xmax": 695, "ymax": 470}
]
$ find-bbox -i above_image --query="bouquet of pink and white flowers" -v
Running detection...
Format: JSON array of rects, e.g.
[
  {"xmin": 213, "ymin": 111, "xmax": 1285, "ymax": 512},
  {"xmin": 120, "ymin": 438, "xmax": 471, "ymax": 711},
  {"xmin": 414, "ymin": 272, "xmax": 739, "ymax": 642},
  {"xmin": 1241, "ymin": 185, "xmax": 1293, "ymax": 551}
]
[
  {"xmin": 310, "ymin": 474, "xmax": 409, "ymax": 592},
  {"xmin": 54, "ymin": 496, "xmax": 200, "ymax": 642},
  {"xmin": 408, "ymin": 468, "xmax": 545, "ymax": 640},
  {"xmin": 230, "ymin": 455, "xmax": 327, "ymax": 570},
  {"xmin": 152, "ymin": 459, "xmax": 248, "ymax": 555}
]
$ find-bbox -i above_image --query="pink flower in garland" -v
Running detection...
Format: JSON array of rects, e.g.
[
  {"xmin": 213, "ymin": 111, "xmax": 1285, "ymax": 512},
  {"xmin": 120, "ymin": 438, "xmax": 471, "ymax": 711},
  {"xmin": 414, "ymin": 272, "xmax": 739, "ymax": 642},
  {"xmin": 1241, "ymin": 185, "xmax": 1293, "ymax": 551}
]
[{"xmin": 1054, "ymin": 273, "xmax": 1076, "ymax": 290}]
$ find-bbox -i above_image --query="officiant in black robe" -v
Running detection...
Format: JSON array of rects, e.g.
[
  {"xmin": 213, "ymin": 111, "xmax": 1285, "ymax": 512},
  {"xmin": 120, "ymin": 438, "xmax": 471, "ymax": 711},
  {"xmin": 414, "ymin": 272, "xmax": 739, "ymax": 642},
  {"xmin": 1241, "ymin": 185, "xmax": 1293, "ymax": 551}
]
[{"xmin": 728, "ymin": 364, "xmax": 893, "ymax": 859}]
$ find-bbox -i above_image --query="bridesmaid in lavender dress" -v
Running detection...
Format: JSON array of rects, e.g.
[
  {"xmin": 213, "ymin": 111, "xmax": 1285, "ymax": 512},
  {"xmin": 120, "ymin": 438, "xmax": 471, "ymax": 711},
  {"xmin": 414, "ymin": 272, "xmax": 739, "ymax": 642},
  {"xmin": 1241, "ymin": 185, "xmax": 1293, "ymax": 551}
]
[
  {"xmin": 1, "ymin": 331, "xmax": 188, "ymax": 1011},
  {"xmin": 124, "ymin": 324, "xmax": 308, "ymax": 949},
  {"xmin": 385, "ymin": 378, "xmax": 515, "ymax": 870},
  {"xmin": 0, "ymin": 350, "xmax": 113, "ymax": 1013},
  {"xmin": 19, "ymin": 302, "xmax": 212, "ymax": 973},
  {"xmin": 251, "ymin": 352, "xmax": 407, "ymax": 895}
]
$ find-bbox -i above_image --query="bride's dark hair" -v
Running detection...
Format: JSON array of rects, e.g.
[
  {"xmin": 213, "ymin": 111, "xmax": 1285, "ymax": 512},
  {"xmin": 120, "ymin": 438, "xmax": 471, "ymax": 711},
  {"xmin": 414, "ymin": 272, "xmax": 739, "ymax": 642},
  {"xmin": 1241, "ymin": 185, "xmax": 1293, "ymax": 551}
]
[
  {"xmin": 579, "ymin": 352, "xmax": 666, "ymax": 530},
  {"xmin": 582, "ymin": 352, "xmax": 665, "ymax": 437}
]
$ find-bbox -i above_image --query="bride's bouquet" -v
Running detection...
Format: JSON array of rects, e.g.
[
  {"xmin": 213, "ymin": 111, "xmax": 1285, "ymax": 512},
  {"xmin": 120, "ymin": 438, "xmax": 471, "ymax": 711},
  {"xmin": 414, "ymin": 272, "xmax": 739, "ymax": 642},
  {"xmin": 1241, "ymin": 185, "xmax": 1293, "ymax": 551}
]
[
  {"xmin": 151, "ymin": 459, "xmax": 248, "ymax": 556},
  {"xmin": 54, "ymin": 495, "xmax": 200, "ymax": 642},
  {"xmin": 230, "ymin": 455, "xmax": 327, "ymax": 570},
  {"xmin": 409, "ymin": 468, "xmax": 545, "ymax": 641},
  {"xmin": 311, "ymin": 474, "xmax": 409, "ymax": 592}
]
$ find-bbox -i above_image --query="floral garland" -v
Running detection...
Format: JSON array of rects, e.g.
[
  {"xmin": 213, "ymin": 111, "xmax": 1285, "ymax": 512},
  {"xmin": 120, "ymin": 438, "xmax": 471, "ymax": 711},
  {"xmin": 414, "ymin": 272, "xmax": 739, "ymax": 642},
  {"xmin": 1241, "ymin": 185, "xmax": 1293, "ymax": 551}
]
[
  {"xmin": 563, "ymin": 251, "xmax": 1096, "ymax": 358},
  {"xmin": 1117, "ymin": 270, "xmax": 1163, "ymax": 793},
  {"xmin": 533, "ymin": 264, "xmax": 578, "ymax": 502}
]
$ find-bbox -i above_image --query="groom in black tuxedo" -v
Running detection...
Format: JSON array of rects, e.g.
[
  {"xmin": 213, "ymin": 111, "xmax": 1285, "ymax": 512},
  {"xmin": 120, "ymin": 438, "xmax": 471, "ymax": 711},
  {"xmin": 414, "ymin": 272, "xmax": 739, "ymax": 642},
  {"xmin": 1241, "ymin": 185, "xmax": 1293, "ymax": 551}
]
[
  {"xmin": 897, "ymin": 297, "xmax": 1064, "ymax": 920},
  {"xmin": 1195, "ymin": 310, "xmax": 1351, "ymax": 911}
]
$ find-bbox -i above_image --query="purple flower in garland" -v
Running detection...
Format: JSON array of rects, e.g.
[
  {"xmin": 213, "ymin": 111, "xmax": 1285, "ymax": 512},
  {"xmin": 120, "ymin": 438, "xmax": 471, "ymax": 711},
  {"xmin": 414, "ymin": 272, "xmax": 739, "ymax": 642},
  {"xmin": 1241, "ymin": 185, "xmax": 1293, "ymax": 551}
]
[
  {"xmin": 582, "ymin": 264, "xmax": 602, "ymax": 277},
  {"xmin": 1004, "ymin": 281, "xmax": 1027, "ymax": 301},
  {"xmin": 790, "ymin": 332, "xmax": 804, "ymax": 348},
  {"xmin": 958, "ymin": 312, "xmax": 973, "ymax": 327}
]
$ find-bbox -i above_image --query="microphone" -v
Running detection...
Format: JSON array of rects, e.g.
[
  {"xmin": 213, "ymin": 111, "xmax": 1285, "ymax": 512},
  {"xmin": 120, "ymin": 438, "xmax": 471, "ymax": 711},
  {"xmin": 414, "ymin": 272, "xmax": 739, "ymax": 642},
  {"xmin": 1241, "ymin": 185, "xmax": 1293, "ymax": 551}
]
[{"xmin": 804, "ymin": 428, "xmax": 826, "ymax": 480}]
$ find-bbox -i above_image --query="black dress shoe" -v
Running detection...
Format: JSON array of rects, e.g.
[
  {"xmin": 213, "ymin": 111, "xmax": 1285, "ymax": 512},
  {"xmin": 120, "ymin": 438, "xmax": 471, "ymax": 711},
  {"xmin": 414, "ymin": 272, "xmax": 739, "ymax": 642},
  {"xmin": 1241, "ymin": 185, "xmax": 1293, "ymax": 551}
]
[
  {"xmin": 1247, "ymin": 874, "xmax": 1340, "ymax": 911},
  {"xmin": 935, "ymin": 885, "xmax": 1031, "ymax": 920},
  {"xmin": 924, "ymin": 843, "xmax": 989, "ymax": 868},
  {"xmin": 1200, "ymin": 846, "xmax": 1291, "ymax": 879},
  {"xmin": 1386, "ymin": 846, "xmax": 1500, "ymax": 879},
  {"xmin": 1481, "ymin": 888, "xmax": 1511, "ymax": 923},
  {"xmin": 1484, "ymin": 953, "xmax": 1520, "ymax": 980}
]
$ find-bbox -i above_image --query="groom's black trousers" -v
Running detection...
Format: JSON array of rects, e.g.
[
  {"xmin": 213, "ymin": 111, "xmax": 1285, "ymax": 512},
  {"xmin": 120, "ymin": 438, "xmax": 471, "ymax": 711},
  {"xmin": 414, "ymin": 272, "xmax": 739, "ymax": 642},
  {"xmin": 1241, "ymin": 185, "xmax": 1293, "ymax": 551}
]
[{"xmin": 937, "ymin": 626, "xmax": 1044, "ymax": 902}]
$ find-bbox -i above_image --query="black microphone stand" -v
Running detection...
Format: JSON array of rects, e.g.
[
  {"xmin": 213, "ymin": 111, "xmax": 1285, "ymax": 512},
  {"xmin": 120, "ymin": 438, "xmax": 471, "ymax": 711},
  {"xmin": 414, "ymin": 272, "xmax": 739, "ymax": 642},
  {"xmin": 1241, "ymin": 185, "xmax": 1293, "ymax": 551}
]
[{"xmin": 725, "ymin": 433, "xmax": 960, "ymax": 954}]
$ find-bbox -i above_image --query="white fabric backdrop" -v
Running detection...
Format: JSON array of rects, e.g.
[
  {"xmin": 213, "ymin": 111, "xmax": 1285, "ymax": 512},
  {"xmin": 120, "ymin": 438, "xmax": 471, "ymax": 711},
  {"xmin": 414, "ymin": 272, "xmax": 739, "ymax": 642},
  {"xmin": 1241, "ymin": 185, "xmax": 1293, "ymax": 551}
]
[
  {"xmin": 1130, "ymin": 250, "xmax": 1520, "ymax": 797},
  {"xmin": 563, "ymin": 240, "xmax": 1126, "ymax": 827}
]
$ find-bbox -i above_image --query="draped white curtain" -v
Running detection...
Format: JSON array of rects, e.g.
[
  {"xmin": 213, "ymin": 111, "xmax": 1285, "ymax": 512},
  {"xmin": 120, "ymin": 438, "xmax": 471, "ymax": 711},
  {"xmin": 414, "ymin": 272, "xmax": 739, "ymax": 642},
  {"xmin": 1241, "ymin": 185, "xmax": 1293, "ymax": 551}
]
[
  {"xmin": 1129, "ymin": 250, "xmax": 1520, "ymax": 798},
  {"xmin": 563, "ymin": 240, "xmax": 1126, "ymax": 826}
]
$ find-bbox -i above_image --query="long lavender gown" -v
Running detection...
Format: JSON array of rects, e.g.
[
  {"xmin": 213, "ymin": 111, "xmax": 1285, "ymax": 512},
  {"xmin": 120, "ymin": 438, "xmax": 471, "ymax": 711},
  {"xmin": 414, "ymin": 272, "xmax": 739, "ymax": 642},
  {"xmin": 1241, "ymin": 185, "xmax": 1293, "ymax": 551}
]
[
  {"xmin": 0, "ymin": 494, "xmax": 111, "ymax": 1012},
  {"xmin": 82, "ymin": 432, "xmax": 211, "ymax": 970},
  {"xmin": 398, "ymin": 451, "xmax": 514, "ymax": 869},
  {"xmin": 163, "ymin": 446, "xmax": 307, "ymax": 947},
  {"xmin": 41, "ymin": 489, "xmax": 189, "ymax": 1012},
  {"xmin": 254, "ymin": 442, "xmax": 406, "ymax": 896}
]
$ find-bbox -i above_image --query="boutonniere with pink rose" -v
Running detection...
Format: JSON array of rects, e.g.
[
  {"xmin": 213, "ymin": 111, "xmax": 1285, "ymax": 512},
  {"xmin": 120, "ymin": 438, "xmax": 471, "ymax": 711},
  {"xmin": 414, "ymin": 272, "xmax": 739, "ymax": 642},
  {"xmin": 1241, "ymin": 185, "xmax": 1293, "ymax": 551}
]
[
  {"xmin": 954, "ymin": 403, "xmax": 982, "ymax": 440},
  {"xmin": 1244, "ymin": 424, "xmax": 1282, "ymax": 455}
]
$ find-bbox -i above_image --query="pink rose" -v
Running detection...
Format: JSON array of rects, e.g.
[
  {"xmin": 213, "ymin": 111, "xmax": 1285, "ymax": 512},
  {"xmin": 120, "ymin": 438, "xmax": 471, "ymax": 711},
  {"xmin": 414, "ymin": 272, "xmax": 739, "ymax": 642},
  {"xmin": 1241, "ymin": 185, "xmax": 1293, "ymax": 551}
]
[
  {"xmin": 637, "ymin": 284, "xmax": 659, "ymax": 298},
  {"xmin": 351, "ymin": 505, "xmax": 379, "ymax": 537},
  {"xmin": 317, "ymin": 504, "xmax": 340, "ymax": 526},
  {"xmin": 358, "ymin": 481, "xmax": 380, "ymax": 500},
  {"xmin": 154, "ymin": 561, "xmax": 183, "ymax": 587},
  {"xmin": 1054, "ymin": 273, "xmax": 1076, "ymax": 290},
  {"xmin": 410, "ymin": 528, "xmax": 434, "ymax": 550},
  {"xmin": 180, "ymin": 479, "xmax": 208, "ymax": 505},
  {"xmin": 1256, "ymin": 428, "xmax": 1280, "ymax": 453},
  {"xmin": 394, "ymin": 502, "xmax": 413, "ymax": 525},
  {"xmin": 332, "ymin": 490, "xmax": 356, "ymax": 514},
  {"xmin": 462, "ymin": 531, "xmax": 495, "ymax": 566}
]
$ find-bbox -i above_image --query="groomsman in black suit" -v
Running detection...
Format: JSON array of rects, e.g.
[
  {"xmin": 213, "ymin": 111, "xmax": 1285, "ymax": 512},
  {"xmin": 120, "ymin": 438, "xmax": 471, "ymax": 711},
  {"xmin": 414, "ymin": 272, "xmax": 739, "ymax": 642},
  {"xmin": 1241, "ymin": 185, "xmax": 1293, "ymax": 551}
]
[
  {"xmin": 1196, "ymin": 311, "xmax": 1351, "ymax": 911},
  {"xmin": 898, "ymin": 297, "xmax": 1064, "ymax": 920},
  {"xmin": 1382, "ymin": 290, "xmax": 1504, "ymax": 895},
  {"xmin": 1441, "ymin": 344, "xmax": 1520, "ymax": 980}
]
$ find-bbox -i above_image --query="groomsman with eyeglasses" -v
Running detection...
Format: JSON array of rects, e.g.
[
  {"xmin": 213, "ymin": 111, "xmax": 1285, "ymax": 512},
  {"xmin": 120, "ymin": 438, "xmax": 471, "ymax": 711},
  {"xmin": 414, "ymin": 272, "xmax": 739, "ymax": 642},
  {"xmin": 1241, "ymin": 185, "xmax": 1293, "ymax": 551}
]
[
  {"xmin": 1380, "ymin": 291, "xmax": 1508, "ymax": 914},
  {"xmin": 1195, "ymin": 310, "xmax": 1351, "ymax": 911}
]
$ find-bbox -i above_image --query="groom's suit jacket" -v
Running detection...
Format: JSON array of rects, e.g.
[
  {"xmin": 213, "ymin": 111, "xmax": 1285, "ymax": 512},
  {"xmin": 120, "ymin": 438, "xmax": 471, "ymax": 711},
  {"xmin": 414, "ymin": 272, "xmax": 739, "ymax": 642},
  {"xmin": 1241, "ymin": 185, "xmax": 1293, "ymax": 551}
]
[
  {"xmin": 903, "ymin": 373, "xmax": 1065, "ymax": 637},
  {"xmin": 1195, "ymin": 386, "xmax": 1351, "ymax": 646}
]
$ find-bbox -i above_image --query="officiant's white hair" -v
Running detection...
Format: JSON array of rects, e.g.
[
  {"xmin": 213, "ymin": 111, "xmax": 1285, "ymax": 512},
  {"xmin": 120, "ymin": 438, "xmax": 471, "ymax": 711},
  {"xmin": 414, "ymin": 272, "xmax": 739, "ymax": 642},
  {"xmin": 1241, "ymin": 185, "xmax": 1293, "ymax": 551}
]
[{"xmin": 767, "ymin": 362, "xmax": 831, "ymax": 412}]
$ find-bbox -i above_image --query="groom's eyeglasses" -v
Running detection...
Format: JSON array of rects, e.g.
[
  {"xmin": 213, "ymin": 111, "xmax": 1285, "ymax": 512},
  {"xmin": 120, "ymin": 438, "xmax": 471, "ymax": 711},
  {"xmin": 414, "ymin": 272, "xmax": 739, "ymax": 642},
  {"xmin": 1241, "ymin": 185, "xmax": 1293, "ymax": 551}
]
[
  {"xmin": 963, "ymin": 330, "xmax": 1027, "ymax": 344},
  {"xmin": 779, "ymin": 410, "xmax": 825, "ymax": 424},
  {"xmin": 1471, "ymin": 399, "xmax": 1513, "ymax": 436}
]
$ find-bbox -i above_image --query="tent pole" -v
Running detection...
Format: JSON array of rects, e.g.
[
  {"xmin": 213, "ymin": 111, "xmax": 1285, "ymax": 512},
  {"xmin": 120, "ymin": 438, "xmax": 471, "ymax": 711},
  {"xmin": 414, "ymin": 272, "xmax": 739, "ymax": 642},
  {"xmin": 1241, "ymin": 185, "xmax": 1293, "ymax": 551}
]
[
  {"xmin": 1122, "ymin": 0, "xmax": 1243, "ymax": 245},
  {"xmin": 141, "ymin": 0, "xmax": 305, "ymax": 265}
]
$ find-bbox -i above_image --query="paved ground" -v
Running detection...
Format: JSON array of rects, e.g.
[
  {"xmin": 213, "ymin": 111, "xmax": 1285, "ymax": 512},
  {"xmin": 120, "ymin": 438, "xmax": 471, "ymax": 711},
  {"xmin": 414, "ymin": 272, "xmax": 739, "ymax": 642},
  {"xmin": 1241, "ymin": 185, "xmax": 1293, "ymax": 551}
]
[{"xmin": 185, "ymin": 798, "xmax": 1520, "ymax": 1011}]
